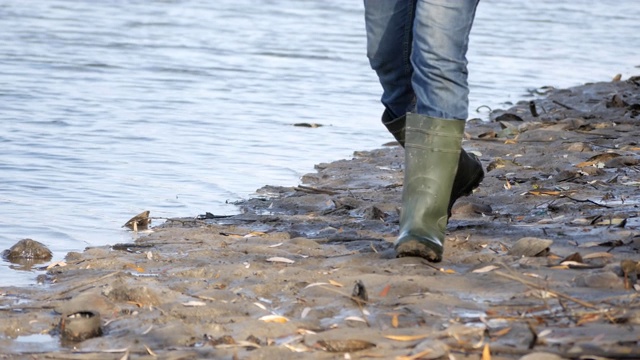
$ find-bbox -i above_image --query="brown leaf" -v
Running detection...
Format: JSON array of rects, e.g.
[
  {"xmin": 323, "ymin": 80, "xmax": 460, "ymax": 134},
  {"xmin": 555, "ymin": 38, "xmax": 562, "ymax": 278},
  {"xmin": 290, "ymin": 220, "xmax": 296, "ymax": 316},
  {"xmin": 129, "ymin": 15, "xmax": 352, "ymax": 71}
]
[
  {"xmin": 316, "ymin": 339, "xmax": 375, "ymax": 352},
  {"xmin": 123, "ymin": 210, "xmax": 151, "ymax": 230},
  {"xmin": 258, "ymin": 315, "xmax": 289, "ymax": 323},
  {"xmin": 482, "ymin": 343, "xmax": 491, "ymax": 360},
  {"xmin": 559, "ymin": 252, "xmax": 583, "ymax": 264},
  {"xmin": 383, "ymin": 334, "xmax": 430, "ymax": 342},
  {"xmin": 391, "ymin": 314, "xmax": 399, "ymax": 328},
  {"xmin": 576, "ymin": 153, "xmax": 621, "ymax": 168},
  {"xmin": 491, "ymin": 327, "xmax": 511, "ymax": 338},
  {"xmin": 379, "ymin": 284, "xmax": 391, "ymax": 297},
  {"xmin": 328, "ymin": 279, "xmax": 344, "ymax": 287},
  {"xmin": 526, "ymin": 189, "xmax": 562, "ymax": 196},
  {"xmin": 576, "ymin": 313, "xmax": 601, "ymax": 325}
]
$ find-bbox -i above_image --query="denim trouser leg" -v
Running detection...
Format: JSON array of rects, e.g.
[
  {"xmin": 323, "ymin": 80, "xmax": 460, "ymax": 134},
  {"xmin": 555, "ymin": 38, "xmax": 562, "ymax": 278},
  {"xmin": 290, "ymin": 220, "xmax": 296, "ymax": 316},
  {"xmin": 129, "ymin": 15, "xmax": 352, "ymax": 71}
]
[
  {"xmin": 364, "ymin": 0, "xmax": 416, "ymax": 119},
  {"xmin": 364, "ymin": 0, "xmax": 479, "ymax": 120},
  {"xmin": 412, "ymin": 0, "xmax": 479, "ymax": 120}
]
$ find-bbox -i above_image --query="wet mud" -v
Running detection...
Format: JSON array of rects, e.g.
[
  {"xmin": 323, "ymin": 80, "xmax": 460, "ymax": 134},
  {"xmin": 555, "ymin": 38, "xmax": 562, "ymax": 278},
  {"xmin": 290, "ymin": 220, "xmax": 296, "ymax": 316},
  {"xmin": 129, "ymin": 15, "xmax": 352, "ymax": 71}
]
[{"xmin": 1, "ymin": 76, "xmax": 640, "ymax": 359}]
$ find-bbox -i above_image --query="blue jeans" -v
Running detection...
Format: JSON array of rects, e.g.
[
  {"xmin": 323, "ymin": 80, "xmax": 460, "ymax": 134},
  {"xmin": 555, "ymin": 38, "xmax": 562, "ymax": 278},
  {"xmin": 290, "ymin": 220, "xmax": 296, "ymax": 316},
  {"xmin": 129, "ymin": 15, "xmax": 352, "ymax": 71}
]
[{"xmin": 365, "ymin": 0, "xmax": 479, "ymax": 120}]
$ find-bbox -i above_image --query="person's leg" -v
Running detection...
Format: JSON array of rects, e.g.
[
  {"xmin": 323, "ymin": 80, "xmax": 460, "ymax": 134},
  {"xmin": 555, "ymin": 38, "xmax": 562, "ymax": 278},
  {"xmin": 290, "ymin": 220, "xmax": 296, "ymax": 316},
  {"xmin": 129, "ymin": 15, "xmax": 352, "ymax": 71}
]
[
  {"xmin": 395, "ymin": 0, "xmax": 481, "ymax": 262},
  {"xmin": 411, "ymin": 0, "xmax": 480, "ymax": 120},
  {"xmin": 364, "ymin": 0, "xmax": 416, "ymax": 119}
]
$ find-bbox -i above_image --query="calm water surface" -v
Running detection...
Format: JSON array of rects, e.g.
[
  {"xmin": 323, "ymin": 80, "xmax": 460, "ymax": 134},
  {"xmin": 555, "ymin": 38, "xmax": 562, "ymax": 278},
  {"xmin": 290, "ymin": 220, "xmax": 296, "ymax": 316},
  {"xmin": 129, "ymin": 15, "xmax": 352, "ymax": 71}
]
[{"xmin": 1, "ymin": 0, "xmax": 638, "ymax": 286}]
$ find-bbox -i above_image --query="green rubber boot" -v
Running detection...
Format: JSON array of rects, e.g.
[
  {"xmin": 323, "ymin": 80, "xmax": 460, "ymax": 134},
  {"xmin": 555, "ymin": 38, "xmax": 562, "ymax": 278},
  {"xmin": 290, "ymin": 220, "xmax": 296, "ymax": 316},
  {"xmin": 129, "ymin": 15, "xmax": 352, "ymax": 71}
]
[
  {"xmin": 395, "ymin": 113, "xmax": 465, "ymax": 262},
  {"xmin": 382, "ymin": 109, "xmax": 484, "ymax": 218}
]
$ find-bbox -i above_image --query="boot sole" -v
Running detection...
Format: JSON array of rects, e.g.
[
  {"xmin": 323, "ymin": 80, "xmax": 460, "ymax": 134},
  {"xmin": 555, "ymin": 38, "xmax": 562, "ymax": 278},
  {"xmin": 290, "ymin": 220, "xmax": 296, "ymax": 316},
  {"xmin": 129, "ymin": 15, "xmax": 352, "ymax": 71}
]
[{"xmin": 395, "ymin": 239, "xmax": 442, "ymax": 263}]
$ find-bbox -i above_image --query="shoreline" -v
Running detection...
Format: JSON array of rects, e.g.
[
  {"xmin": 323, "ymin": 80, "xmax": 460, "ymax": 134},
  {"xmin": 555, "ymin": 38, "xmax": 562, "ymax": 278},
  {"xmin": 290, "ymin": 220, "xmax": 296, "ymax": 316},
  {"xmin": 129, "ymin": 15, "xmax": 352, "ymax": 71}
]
[{"xmin": 1, "ymin": 76, "xmax": 640, "ymax": 359}]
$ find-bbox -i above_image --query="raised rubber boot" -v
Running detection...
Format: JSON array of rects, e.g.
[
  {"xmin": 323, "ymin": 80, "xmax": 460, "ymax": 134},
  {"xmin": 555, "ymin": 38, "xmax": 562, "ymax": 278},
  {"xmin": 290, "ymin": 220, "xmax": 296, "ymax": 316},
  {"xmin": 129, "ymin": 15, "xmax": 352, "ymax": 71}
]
[
  {"xmin": 395, "ymin": 113, "xmax": 464, "ymax": 262},
  {"xmin": 382, "ymin": 109, "xmax": 484, "ymax": 218}
]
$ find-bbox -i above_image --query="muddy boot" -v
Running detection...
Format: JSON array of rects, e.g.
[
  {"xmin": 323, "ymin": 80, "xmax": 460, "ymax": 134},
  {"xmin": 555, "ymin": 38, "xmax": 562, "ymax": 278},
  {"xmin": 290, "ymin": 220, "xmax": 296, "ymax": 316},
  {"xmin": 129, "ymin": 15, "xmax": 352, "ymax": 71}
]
[
  {"xmin": 381, "ymin": 110, "xmax": 484, "ymax": 218},
  {"xmin": 395, "ymin": 113, "xmax": 464, "ymax": 262}
]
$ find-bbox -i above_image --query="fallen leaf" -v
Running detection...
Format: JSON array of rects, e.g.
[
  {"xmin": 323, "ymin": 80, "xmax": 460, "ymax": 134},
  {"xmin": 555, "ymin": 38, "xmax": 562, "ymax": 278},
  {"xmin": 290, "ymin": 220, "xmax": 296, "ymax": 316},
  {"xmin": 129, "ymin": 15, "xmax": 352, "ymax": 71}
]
[
  {"xmin": 379, "ymin": 284, "xmax": 391, "ymax": 297},
  {"xmin": 328, "ymin": 279, "xmax": 344, "ymax": 287},
  {"xmin": 482, "ymin": 343, "xmax": 491, "ymax": 360},
  {"xmin": 266, "ymin": 257, "xmax": 295, "ymax": 264},
  {"xmin": 472, "ymin": 265, "xmax": 500, "ymax": 274},
  {"xmin": 526, "ymin": 189, "xmax": 561, "ymax": 196},
  {"xmin": 491, "ymin": 327, "xmax": 511, "ymax": 338},
  {"xmin": 593, "ymin": 217, "xmax": 626, "ymax": 227},
  {"xmin": 391, "ymin": 314, "xmax": 399, "ymax": 328},
  {"xmin": 259, "ymin": 314, "xmax": 289, "ymax": 323},
  {"xmin": 124, "ymin": 263, "xmax": 144, "ymax": 272},
  {"xmin": 304, "ymin": 282, "xmax": 330, "ymax": 289},
  {"xmin": 301, "ymin": 307, "xmax": 311, "ymax": 319},
  {"xmin": 344, "ymin": 316, "xmax": 367, "ymax": 323},
  {"xmin": 559, "ymin": 252, "xmax": 583, "ymax": 264},
  {"xmin": 578, "ymin": 241, "xmax": 600, "ymax": 248},
  {"xmin": 182, "ymin": 301, "xmax": 206, "ymax": 307},
  {"xmin": 582, "ymin": 252, "xmax": 614, "ymax": 260},
  {"xmin": 46, "ymin": 261, "xmax": 67, "ymax": 270},
  {"xmin": 576, "ymin": 313, "xmax": 601, "ymax": 325},
  {"xmin": 316, "ymin": 339, "xmax": 375, "ymax": 352},
  {"xmin": 143, "ymin": 344, "xmax": 156, "ymax": 357},
  {"xmin": 253, "ymin": 302, "xmax": 267, "ymax": 311},
  {"xmin": 244, "ymin": 231, "xmax": 266, "ymax": 238},
  {"xmin": 397, "ymin": 348, "xmax": 433, "ymax": 360},
  {"xmin": 576, "ymin": 153, "xmax": 621, "ymax": 168},
  {"xmin": 268, "ymin": 242, "xmax": 283, "ymax": 248},
  {"xmin": 383, "ymin": 334, "xmax": 430, "ymax": 341}
]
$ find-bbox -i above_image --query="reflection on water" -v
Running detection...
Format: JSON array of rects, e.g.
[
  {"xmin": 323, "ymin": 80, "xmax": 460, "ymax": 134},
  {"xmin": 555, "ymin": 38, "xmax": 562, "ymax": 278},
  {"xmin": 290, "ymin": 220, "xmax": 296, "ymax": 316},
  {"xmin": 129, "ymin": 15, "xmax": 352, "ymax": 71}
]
[{"xmin": 1, "ymin": 0, "xmax": 638, "ymax": 286}]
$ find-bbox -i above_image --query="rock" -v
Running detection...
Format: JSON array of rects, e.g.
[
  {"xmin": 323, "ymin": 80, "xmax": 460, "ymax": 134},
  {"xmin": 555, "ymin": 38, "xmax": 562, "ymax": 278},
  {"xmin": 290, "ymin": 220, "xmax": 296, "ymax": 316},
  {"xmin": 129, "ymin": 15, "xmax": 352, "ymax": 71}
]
[
  {"xmin": 574, "ymin": 271, "xmax": 624, "ymax": 289},
  {"xmin": 3, "ymin": 238, "xmax": 52, "ymax": 261}
]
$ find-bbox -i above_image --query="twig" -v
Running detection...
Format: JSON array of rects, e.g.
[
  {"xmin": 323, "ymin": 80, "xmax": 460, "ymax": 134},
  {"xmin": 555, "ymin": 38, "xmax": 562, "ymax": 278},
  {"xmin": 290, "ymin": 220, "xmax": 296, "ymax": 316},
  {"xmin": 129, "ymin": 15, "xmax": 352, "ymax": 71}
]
[
  {"xmin": 552, "ymin": 100, "xmax": 576, "ymax": 110},
  {"xmin": 294, "ymin": 185, "xmax": 338, "ymax": 195},
  {"xmin": 494, "ymin": 271, "xmax": 598, "ymax": 309},
  {"xmin": 561, "ymin": 195, "xmax": 612, "ymax": 208}
]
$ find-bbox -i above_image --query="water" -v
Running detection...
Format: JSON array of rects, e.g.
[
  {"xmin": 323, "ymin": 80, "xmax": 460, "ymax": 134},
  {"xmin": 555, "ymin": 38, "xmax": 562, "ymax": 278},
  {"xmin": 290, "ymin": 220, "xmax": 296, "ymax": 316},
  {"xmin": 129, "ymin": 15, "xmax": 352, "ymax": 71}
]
[{"xmin": 1, "ymin": 0, "xmax": 638, "ymax": 287}]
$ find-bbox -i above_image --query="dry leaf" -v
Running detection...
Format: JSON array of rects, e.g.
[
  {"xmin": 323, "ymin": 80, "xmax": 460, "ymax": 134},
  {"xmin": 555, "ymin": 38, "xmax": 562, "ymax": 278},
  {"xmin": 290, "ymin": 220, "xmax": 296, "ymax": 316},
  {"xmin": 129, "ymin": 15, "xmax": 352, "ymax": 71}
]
[
  {"xmin": 582, "ymin": 252, "xmax": 614, "ymax": 259},
  {"xmin": 526, "ymin": 189, "xmax": 561, "ymax": 196},
  {"xmin": 253, "ymin": 302, "xmax": 267, "ymax": 311},
  {"xmin": 391, "ymin": 314, "xmax": 399, "ymax": 328},
  {"xmin": 316, "ymin": 339, "xmax": 375, "ymax": 352},
  {"xmin": 344, "ymin": 316, "xmax": 367, "ymax": 323},
  {"xmin": 266, "ymin": 257, "xmax": 295, "ymax": 264},
  {"xmin": 268, "ymin": 242, "xmax": 283, "ymax": 248},
  {"xmin": 491, "ymin": 327, "xmax": 511, "ymax": 338},
  {"xmin": 576, "ymin": 153, "xmax": 621, "ymax": 168},
  {"xmin": 46, "ymin": 261, "xmax": 67, "ymax": 270},
  {"xmin": 259, "ymin": 315, "xmax": 289, "ymax": 323},
  {"xmin": 576, "ymin": 313, "xmax": 601, "ymax": 325},
  {"xmin": 379, "ymin": 284, "xmax": 391, "ymax": 297},
  {"xmin": 442, "ymin": 269, "xmax": 456, "ymax": 274},
  {"xmin": 593, "ymin": 217, "xmax": 626, "ymax": 226},
  {"xmin": 472, "ymin": 265, "xmax": 499, "ymax": 274},
  {"xmin": 328, "ymin": 279, "xmax": 344, "ymax": 287},
  {"xmin": 304, "ymin": 282, "xmax": 330, "ymax": 289},
  {"xmin": 124, "ymin": 263, "xmax": 145, "ymax": 272},
  {"xmin": 482, "ymin": 343, "xmax": 491, "ymax": 360},
  {"xmin": 143, "ymin": 344, "xmax": 156, "ymax": 357},
  {"xmin": 301, "ymin": 307, "xmax": 311, "ymax": 319},
  {"xmin": 384, "ymin": 334, "xmax": 430, "ymax": 341},
  {"xmin": 244, "ymin": 231, "xmax": 266, "ymax": 238},
  {"xmin": 182, "ymin": 301, "xmax": 206, "ymax": 307}
]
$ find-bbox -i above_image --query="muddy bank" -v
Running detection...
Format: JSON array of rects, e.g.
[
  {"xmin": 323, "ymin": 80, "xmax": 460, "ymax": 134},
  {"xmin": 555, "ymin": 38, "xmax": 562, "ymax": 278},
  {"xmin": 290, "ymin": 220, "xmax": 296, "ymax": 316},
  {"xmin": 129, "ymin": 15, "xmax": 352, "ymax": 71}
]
[{"xmin": 1, "ymin": 76, "xmax": 640, "ymax": 359}]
